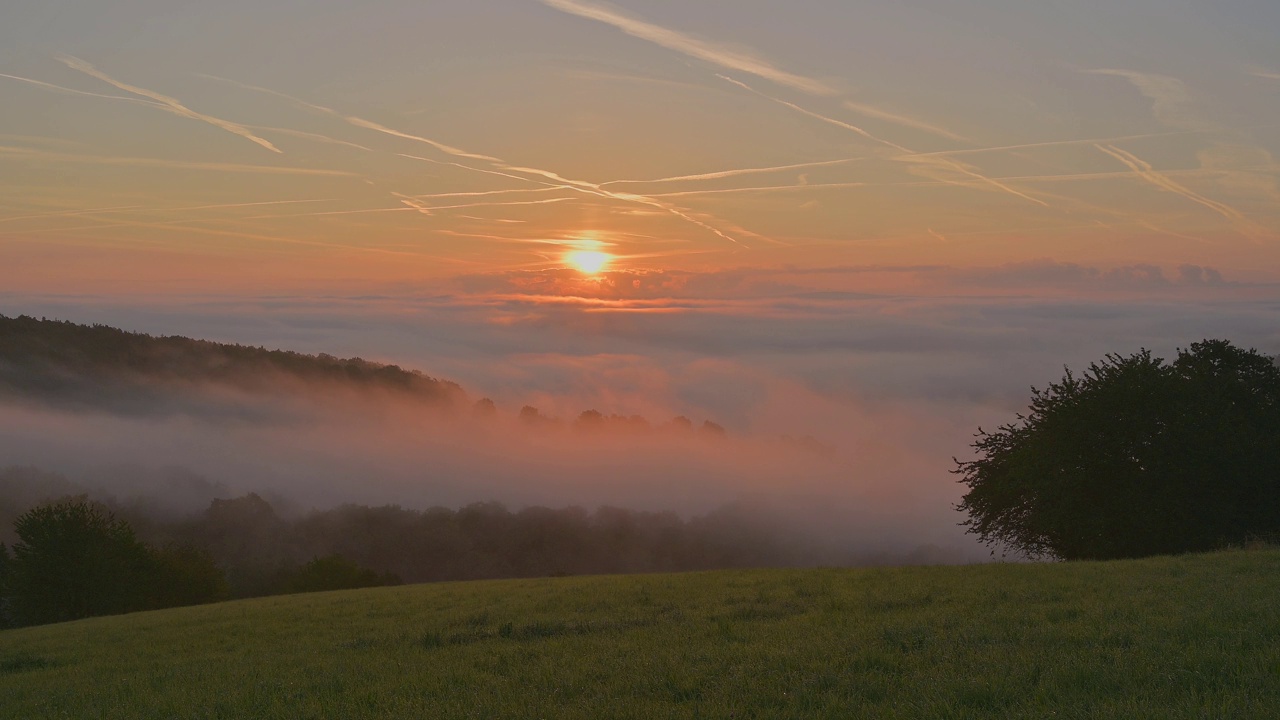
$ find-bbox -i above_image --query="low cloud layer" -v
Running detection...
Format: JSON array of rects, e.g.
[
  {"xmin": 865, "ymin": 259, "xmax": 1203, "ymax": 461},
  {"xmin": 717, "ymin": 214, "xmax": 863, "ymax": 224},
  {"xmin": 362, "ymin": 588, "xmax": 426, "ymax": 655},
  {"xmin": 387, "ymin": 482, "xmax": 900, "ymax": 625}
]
[{"xmin": 2, "ymin": 262, "xmax": 1277, "ymax": 564}]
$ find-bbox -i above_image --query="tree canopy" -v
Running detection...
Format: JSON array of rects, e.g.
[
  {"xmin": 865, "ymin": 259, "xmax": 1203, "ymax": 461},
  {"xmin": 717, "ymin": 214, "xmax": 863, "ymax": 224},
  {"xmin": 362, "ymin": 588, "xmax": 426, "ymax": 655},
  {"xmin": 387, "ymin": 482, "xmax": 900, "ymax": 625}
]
[
  {"xmin": 955, "ymin": 340, "xmax": 1280, "ymax": 560},
  {"xmin": 5, "ymin": 498, "xmax": 155, "ymax": 625}
]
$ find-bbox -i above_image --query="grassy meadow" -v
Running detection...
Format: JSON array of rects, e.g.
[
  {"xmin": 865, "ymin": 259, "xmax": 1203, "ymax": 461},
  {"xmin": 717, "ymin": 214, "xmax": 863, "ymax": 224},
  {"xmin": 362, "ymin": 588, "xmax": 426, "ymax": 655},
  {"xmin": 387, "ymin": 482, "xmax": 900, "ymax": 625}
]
[{"xmin": 3, "ymin": 549, "xmax": 1279, "ymax": 719}]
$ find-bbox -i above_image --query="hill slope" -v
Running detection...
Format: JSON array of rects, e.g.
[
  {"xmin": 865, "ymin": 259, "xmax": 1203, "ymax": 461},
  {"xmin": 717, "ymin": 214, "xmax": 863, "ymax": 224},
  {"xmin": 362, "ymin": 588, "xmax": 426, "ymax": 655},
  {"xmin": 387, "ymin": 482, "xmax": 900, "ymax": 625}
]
[
  {"xmin": 3, "ymin": 550, "xmax": 1279, "ymax": 719},
  {"xmin": 0, "ymin": 314, "xmax": 465, "ymax": 413}
]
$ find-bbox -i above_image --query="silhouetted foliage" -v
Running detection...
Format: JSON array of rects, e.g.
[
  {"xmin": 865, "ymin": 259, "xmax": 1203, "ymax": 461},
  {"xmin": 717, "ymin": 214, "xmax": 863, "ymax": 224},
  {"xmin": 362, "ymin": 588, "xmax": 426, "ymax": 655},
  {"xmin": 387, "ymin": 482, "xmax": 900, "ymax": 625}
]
[
  {"xmin": 182, "ymin": 493, "xmax": 298, "ymax": 597},
  {"xmin": 147, "ymin": 544, "xmax": 228, "ymax": 608},
  {"xmin": 956, "ymin": 340, "xmax": 1280, "ymax": 560},
  {"xmin": 0, "ymin": 498, "xmax": 229, "ymax": 627},
  {"xmin": 284, "ymin": 555, "xmax": 401, "ymax": 594},
  {"xmin": 0, "ymin": 314, "xmax": 464, "ymax": 413},
  {"xmin": 5, "ymin": 498, "xmax": 154, "ymax": 625}
]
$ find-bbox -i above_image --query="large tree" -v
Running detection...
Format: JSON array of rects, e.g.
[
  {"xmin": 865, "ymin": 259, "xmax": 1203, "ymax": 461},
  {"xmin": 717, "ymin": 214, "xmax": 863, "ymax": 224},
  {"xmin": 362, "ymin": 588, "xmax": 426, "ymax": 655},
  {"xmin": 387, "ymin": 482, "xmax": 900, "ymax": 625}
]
[{"xmin": 955, "ymin": 340, "xmax": 1280, "ymax": 560}]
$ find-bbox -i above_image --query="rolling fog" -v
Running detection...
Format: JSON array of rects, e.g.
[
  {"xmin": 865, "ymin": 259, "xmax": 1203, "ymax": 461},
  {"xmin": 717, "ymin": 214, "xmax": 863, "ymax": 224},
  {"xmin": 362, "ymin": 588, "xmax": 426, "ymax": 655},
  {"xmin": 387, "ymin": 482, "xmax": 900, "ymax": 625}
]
[
  {"xmin": 0, "ymin": 372, "xmax": 988, "ymax": 564},
  {"xmin": 3, "ymin": 266, "xmax": 1277, "ymax": 565}
]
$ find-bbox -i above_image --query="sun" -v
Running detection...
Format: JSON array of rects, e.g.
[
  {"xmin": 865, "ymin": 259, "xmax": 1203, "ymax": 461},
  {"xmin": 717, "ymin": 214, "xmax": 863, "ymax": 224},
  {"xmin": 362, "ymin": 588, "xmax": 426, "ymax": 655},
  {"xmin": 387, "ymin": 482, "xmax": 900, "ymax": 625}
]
[{"xmin": 566, "ymin": 250, "xmax": 613, "ymax": 274}]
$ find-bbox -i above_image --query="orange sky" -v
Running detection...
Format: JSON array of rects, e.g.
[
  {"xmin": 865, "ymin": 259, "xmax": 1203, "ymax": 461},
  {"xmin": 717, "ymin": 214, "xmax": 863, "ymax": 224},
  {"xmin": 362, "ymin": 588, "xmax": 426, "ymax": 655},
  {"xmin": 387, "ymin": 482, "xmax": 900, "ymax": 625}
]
[{"xmin": 2, "ymin": 0, "xmax": 1279, "ymax": 296}]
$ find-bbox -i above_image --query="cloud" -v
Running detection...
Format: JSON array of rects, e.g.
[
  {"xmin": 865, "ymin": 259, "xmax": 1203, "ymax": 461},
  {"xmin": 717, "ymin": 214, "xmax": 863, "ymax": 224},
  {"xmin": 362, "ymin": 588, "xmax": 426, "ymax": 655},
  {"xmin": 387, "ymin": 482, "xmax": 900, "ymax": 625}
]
[
  {"xmin": 58, "ymin": 56, "xmax": 282, "ymax": 153},
  {"xmin": 541, "ymin": 0, "xmax": 837, "ymax": 96},
  {"xmin": 1175, "ymin": 264, "xmax": 1226, "ymax": 286},
  {"xmin": 1087, "ymin": 69, "xmax": 1208, "ymax": 130},
  {"xmin": 442, "ymin": 262, "xmax": 1246, "ymax": 307}
]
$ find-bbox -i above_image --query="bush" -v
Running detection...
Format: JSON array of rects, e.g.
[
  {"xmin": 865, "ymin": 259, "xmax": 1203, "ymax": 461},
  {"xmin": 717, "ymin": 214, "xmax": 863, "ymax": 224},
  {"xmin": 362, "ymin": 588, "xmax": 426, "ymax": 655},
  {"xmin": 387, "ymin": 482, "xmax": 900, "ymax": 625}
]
[
  {"xmin": 5, "ymin": 498, "xmax": 154, "ymax": 625},
  {"xmin": 147, "ymin": 544, "xmax": 229, "ymax": 609},
  {"xmin": 284, "ymin": 555, "xmax": 401, "ymax": 594}
]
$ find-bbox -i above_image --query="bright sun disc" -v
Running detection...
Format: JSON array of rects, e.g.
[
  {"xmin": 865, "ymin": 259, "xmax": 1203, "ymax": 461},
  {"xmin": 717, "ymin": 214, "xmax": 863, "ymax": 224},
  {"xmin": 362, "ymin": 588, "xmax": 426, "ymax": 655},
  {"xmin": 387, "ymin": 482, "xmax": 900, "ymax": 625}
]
[{"xmin": 567, "ymin": 250, "xmax": 612, "ymax": 274}]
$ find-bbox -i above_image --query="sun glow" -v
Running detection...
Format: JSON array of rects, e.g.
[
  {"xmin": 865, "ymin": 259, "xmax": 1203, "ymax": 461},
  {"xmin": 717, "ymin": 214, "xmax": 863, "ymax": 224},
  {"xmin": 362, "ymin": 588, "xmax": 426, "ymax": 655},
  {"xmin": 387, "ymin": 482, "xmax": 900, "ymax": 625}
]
[{"xmin": 566, "ymin": 250, "xmax": 613, "ymax": 274}]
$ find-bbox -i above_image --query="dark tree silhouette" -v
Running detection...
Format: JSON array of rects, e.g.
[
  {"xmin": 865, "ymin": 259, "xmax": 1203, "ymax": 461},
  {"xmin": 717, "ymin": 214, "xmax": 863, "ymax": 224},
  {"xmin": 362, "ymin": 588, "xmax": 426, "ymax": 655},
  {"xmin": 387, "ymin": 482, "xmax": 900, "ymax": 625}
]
[
  {"xmin": 5, "ymin": 498, "xmax": 154, "ymax": 625},
  {"xmin": 955, "ymin": 340, "xmax": 1280, "ymax": 560}
]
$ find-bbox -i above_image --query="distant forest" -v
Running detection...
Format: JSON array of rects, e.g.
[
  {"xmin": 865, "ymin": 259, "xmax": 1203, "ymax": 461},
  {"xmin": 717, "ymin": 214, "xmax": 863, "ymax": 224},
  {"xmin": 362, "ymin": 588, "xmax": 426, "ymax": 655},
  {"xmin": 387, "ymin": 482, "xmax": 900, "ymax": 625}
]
[
  {"xmin": 0, "ymin": 313, "xmax": 464, "ymax": 411},
  {"xmin": 0, "ymin": 314, "xmax": 733, "ymax": 435},
  {"xmin": 0, "ymin": 466, "xmax": 834, "ymax": 603}
]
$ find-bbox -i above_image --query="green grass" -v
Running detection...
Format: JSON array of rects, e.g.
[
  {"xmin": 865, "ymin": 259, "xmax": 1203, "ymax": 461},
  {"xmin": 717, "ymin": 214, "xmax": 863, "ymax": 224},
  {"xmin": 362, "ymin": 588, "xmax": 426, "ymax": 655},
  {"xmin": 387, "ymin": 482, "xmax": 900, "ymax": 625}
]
[{"xmin": 3, "ymin": 550, "xmax": 1280, "ymax": 719}]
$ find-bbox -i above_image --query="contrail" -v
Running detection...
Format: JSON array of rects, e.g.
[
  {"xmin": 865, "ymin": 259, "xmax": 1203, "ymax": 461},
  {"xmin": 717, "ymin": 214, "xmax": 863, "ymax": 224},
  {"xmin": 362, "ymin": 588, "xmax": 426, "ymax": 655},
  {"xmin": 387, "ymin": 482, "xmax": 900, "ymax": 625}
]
[
  {"xmin": 0, "ymin": 197, "xmax": 337, "ymax": 228},
  {"xmin": 58, "ymin": 56, "xmax": 282, "ymax": 153},
  {"xmin": 396, "ymin": 153, "xmax": 546, "ymax": 186},
  {"xmin": 647, "ymin": 167, "xmax": 1262, "ymax": 198},
  {"xmin": 0, "ymin": 205, "xmax": 144, "ymax": 224},
  {"xmin": 455, "ymin": 215, "xmax": 526, "ymax": 224},
  {"xmin": 601, "ymin": 157, "xmax": 864, "ymax": 186},
  {"xmin": 171, "ymin": 198, "xmax": 338, "ymax": 212},
  {"xmin": 897, "ymin": 130, "xmax": 1198, "ymax": 160},
  {"xmin": 1096, "ymin": 144, "xmax": 1243, "ymax": 220},
  {"xmin": 650, "ymin": 182, "xmax": 868, "ymax": 198},
  {"xmin": 408, "ymin": 157, "xmax": 751, "ymax": 246},
  {"xmin": 0, "ymin": 198, "xmax": 334, "ymax": 225},
  {"xmin": 841, "ymin": 100, "xmax": 971, "ymax": 144},
  {"xmin": 205, "ymin": 74, "xmax": 753, "ymax": 245},
  {"xmin": 540, "ymin": 1, "xmax": 980, "ymax": 149},
  {"xmin": 196, "ymin": 74, "xmax": 341, "ymax": 115},
  {"xmin": 250, "ymin": 126, "xmax": 374, "ymax": 152},
  {"xmin": 403, "ymin": 188, "xmax": 564, "ymax": 200},
  {"xmin": 239, "ymin": 207, "xmax": 416, "ymax": 220},
  {"xmin": 12, "ymin": 213, "xmax": 474, "ymax": 259},
  {"xmin": 437, "ymin": 229, "xmax": 573, "ymax": 245},
  {"xmin": 540, "ymin": 0, "xmax": 837, "ymax": 96},
  {"xmin": 245, "ymin": 197, "xmax": 578, "ymax": 220},
  {"xmin": 717, "ymin": 74, "xmax": 1049, "ymax": 207},
  {"xmin": 0, "ymin": 73, "xmax": 167, "ymax": 108},
  {"xmin": 0, "ymin": 146, "xmax": 354, "ymax": 176},
  {"xmin": 901, "ymin": 155, "xmax": 1051, "ymax": 207},
  {"xmin": 718, "ymin": 75, "xmax": 904, "ymax": 152},
  {"xmin": 347, "ymin": 116, "xmax": 505, "ymax": 163}
]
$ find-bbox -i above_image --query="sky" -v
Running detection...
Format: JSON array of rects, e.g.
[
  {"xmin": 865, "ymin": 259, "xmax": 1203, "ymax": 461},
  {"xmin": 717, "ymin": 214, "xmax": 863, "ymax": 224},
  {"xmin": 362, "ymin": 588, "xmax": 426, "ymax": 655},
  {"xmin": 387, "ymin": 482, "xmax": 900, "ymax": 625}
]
[{"xmin": 2, "ymin": 1, "xmax": 1280, "ymax": 554}]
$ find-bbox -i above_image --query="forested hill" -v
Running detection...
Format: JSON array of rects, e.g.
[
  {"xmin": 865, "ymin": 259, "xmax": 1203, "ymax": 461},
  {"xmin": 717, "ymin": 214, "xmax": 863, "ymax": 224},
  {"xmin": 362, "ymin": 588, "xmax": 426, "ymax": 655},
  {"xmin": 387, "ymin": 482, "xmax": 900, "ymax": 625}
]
[{"xmin": 0, "ymin": 314, "xmax": 466, "ymax": 412}]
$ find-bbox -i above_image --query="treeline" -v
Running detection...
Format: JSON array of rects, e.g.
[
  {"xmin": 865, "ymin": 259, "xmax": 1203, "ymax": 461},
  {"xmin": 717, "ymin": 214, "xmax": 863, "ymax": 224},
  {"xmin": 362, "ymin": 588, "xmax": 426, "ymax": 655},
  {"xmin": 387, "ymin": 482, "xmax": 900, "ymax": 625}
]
[
  {"xmin": 166, "ymin": 494, "xmax": 797, "ymax": 596},
  {"xmin": 0, "ymin": 314, "xmax": 465, "ymax": 410},
  {"xmin": 0, "ymin": 314, "xmax": 735, "ymax": 434},
  {"xmin": 0, "ymin": 470, "xmax": 802, "ymax": 628}
]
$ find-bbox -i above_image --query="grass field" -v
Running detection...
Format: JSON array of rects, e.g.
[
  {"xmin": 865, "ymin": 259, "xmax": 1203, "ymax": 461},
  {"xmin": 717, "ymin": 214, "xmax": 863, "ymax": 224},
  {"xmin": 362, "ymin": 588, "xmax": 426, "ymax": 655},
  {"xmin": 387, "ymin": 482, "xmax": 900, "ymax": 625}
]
[{"xmin": 3, "ymin": 549, "xmax": 1279, "ymax": 719}]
